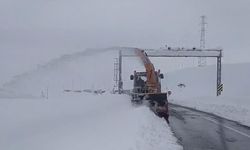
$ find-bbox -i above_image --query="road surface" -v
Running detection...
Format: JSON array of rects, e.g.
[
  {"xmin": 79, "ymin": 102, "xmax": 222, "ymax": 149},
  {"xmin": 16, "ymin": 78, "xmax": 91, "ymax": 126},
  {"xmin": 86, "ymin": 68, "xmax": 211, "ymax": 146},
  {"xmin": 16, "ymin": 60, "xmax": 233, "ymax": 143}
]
[{"xmin": 169, "ymin": 104, "xmax": 250, "ymax": 150}]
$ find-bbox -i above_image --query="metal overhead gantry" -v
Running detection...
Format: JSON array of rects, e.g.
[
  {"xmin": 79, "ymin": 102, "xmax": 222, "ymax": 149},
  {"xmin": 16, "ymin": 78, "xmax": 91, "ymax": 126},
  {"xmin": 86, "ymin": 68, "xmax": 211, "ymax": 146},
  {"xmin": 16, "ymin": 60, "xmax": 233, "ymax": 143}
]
[{"xmin": 118, "ymin": 48, "xmax": 223, "ymax": 96}]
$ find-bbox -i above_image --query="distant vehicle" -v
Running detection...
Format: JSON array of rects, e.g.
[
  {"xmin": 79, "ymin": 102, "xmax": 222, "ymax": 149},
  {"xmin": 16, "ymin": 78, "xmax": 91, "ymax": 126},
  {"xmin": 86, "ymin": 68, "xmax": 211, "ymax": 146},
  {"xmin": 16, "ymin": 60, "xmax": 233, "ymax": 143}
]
[
  {"xmin": 64, "ymin": 89, "xmax": 71, "ymax": 92},
  {"xmin": 83, "ymin": 89, "xmax": 92, "ymax": 93},
  {"xmin": 73, "ymin": 90, "xmax": 82, "ymax": 93},
  {"xmin": 83, "ymin": 89, "xmax": 105, "ymax": 94},
  {"xmin": 178, "ymin": 83, "xmax": 186, "ymax": 88},
  {"xmin": 93, "ymin": 89, "xmax": 105, "ymax": 94},
  {"xmin": 167, "ymin": 90, "xmax": 172, "ymax": 96}
]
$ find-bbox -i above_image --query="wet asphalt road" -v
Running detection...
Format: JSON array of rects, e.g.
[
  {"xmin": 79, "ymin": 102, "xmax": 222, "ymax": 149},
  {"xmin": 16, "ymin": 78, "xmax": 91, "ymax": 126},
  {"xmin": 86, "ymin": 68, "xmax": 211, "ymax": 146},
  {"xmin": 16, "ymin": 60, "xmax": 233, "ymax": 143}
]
[{"xmin": 169, "ymin": 104, "xmax": 250, "ymax": 150}]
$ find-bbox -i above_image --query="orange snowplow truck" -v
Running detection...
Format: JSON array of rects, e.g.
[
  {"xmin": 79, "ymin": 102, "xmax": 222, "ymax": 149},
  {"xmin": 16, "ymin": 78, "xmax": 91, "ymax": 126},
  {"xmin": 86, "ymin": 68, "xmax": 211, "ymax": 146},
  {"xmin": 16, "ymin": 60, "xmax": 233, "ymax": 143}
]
[{"xmin": 130, "ymin": 49, "xmax": 167, "ymax": 104}]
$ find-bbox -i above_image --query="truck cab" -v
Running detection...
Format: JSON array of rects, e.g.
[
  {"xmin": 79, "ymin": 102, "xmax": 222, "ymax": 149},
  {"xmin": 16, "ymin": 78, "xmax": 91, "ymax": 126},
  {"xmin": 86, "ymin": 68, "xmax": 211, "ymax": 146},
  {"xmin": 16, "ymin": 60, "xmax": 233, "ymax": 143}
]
[{"xmin": 130, "ymin": 70, "xmax": 164, "ymax": 103}]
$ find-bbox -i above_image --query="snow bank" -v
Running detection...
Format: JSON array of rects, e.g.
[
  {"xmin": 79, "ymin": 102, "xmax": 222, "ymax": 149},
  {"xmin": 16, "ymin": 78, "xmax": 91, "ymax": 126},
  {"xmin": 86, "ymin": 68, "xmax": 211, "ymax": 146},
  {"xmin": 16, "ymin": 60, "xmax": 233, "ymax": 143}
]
[
  {"xmin": 0, "ymin": 94, "xmax": 182, "ymax": 150},
  {"xmin": 169, "ymin": 96, "xmax": 250, "ymax": 127},
  {"xmin": 164, "ymin": 63, "xmax": 250, "ymax": 126}
]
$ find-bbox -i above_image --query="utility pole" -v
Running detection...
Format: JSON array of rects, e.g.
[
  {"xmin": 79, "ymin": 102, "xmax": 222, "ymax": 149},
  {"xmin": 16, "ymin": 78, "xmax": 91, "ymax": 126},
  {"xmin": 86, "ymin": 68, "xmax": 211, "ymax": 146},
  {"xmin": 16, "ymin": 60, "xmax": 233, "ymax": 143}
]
[{"xmin": 198, "ymin": 15, "xmax": 207, "ymax": 67}]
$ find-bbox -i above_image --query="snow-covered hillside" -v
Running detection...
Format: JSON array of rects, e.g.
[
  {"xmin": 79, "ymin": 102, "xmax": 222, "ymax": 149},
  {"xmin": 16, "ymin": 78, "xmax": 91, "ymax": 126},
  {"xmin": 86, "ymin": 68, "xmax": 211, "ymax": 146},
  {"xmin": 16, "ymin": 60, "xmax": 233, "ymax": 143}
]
[
  {"xmin": 164, "ymin": 63, "xmax": 250, "ymax": 126},
  {"xmin": 0, "ymin": 94, "xmax": 182, "ymax": 150},
  {"xmin": 0, "ymin": 48, "xmax": 182, "ymax": 150}
]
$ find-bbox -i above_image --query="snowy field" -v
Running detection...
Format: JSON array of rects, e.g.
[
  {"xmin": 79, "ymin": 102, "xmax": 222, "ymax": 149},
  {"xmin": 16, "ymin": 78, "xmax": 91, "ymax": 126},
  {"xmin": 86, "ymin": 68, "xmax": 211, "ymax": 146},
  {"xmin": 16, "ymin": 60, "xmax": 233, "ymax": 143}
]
[
  {"xmin": 0, "ymin": 94, "xmax": 182, "ymax": 150},
  {"xmin": 0, "ymin": 48, "xmax": 182, "ymax": 150},
  {"xmin": 164, "ymin": 63, "xmax": 250, "ymax": 127}
]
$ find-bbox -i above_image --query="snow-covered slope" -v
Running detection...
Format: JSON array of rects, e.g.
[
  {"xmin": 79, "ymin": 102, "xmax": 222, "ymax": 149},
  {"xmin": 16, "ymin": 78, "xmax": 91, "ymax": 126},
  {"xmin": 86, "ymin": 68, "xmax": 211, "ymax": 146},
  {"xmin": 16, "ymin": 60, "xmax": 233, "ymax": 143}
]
[
  {"xmin": 0, "ymin": 48, "xmax": 182, "ymax": 150},
  {"xmin": 164, "ymin": 63, "xmax": 250, "ymax": 98},
  {"xmin": 164, "ymin": 63, "xmax": 250, "ymax": 126},
  {"xmin": 0, "ymin": 94, "xmax": 182, "ymax": 150}
]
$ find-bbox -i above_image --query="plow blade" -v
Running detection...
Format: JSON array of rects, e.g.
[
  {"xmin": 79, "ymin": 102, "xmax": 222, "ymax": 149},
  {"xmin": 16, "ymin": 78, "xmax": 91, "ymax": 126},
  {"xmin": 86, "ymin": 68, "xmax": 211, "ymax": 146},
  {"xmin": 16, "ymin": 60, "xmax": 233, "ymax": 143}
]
[{"xmin": 146, "ymin": 93, "xmax": 167, "ymax": 103}]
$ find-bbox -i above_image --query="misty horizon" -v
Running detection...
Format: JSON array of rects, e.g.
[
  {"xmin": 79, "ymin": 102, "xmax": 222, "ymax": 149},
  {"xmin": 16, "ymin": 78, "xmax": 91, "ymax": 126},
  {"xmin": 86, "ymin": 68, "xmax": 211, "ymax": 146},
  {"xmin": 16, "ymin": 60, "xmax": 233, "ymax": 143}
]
[{"xmin": 1, "ymin": 0, "xmax": 250, "ymax": 84}]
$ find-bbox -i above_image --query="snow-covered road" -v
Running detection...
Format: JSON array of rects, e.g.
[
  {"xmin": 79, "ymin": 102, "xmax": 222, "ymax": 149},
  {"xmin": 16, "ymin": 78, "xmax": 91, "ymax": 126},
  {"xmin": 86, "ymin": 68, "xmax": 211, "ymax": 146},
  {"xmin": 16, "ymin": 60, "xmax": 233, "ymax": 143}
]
[{"xmin": 169, "ymin": 104, "xmax": 250, "ymax": 150}]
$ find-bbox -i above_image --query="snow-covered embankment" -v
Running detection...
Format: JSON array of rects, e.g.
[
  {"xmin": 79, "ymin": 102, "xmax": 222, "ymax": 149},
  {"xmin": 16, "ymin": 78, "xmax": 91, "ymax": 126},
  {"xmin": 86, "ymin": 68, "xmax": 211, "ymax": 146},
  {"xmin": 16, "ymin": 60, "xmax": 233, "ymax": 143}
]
[
  {"xmin": 0, "ymin": 93, "xmax": 182, "ymax": 150},
  {"xmin": 164, "ymin": 63, "xmax": 250, "ymax": 126}
]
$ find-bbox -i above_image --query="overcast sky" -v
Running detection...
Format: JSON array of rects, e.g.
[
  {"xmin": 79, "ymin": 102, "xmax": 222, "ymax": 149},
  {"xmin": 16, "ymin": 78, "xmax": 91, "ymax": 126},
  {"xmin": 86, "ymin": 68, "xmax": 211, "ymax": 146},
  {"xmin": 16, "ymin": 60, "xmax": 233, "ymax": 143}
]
[{"xmin": 1, "ymin": 0, "xmax": 250, "ymax": 84}]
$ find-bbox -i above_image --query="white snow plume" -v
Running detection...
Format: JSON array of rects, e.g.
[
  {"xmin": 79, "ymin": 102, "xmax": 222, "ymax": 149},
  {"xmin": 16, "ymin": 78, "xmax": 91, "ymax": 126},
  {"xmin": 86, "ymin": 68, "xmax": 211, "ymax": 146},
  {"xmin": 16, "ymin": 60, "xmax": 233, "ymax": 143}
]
[
  {"xmin": 1, "ymin": 48, "xmax": 121, "ymax": 98},
  {"xmin": 1, "ymin": 47, "xmax": 149, "ymax": 98},
  {"xmin": 163, "ymin": 63, "xmax": 250, "ymax": 126}
]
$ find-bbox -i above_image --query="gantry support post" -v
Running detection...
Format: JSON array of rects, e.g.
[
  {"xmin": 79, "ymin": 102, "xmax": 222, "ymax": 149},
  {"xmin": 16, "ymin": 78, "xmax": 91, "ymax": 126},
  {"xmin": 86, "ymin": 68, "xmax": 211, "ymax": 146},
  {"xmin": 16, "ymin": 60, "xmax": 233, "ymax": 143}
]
[
  {"xmin": 118, "ymin": 50, "xmax": 123, "ymax": 94},
  {"xmin": 216, "ymin": 50, "xmax": 222, "ymax": 96}
]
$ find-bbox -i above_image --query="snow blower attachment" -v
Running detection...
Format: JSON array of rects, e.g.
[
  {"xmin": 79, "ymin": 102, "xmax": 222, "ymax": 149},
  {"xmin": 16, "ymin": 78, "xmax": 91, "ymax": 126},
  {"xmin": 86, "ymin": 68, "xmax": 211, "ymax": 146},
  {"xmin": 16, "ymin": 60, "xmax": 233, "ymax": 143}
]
[
  {"xmin": 130, "ymin": 49, "xmax": 169, "ymax": 123},
  {"xmin": 130, "ymin": 70, "xmax": 166, "ymax": 103}
]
